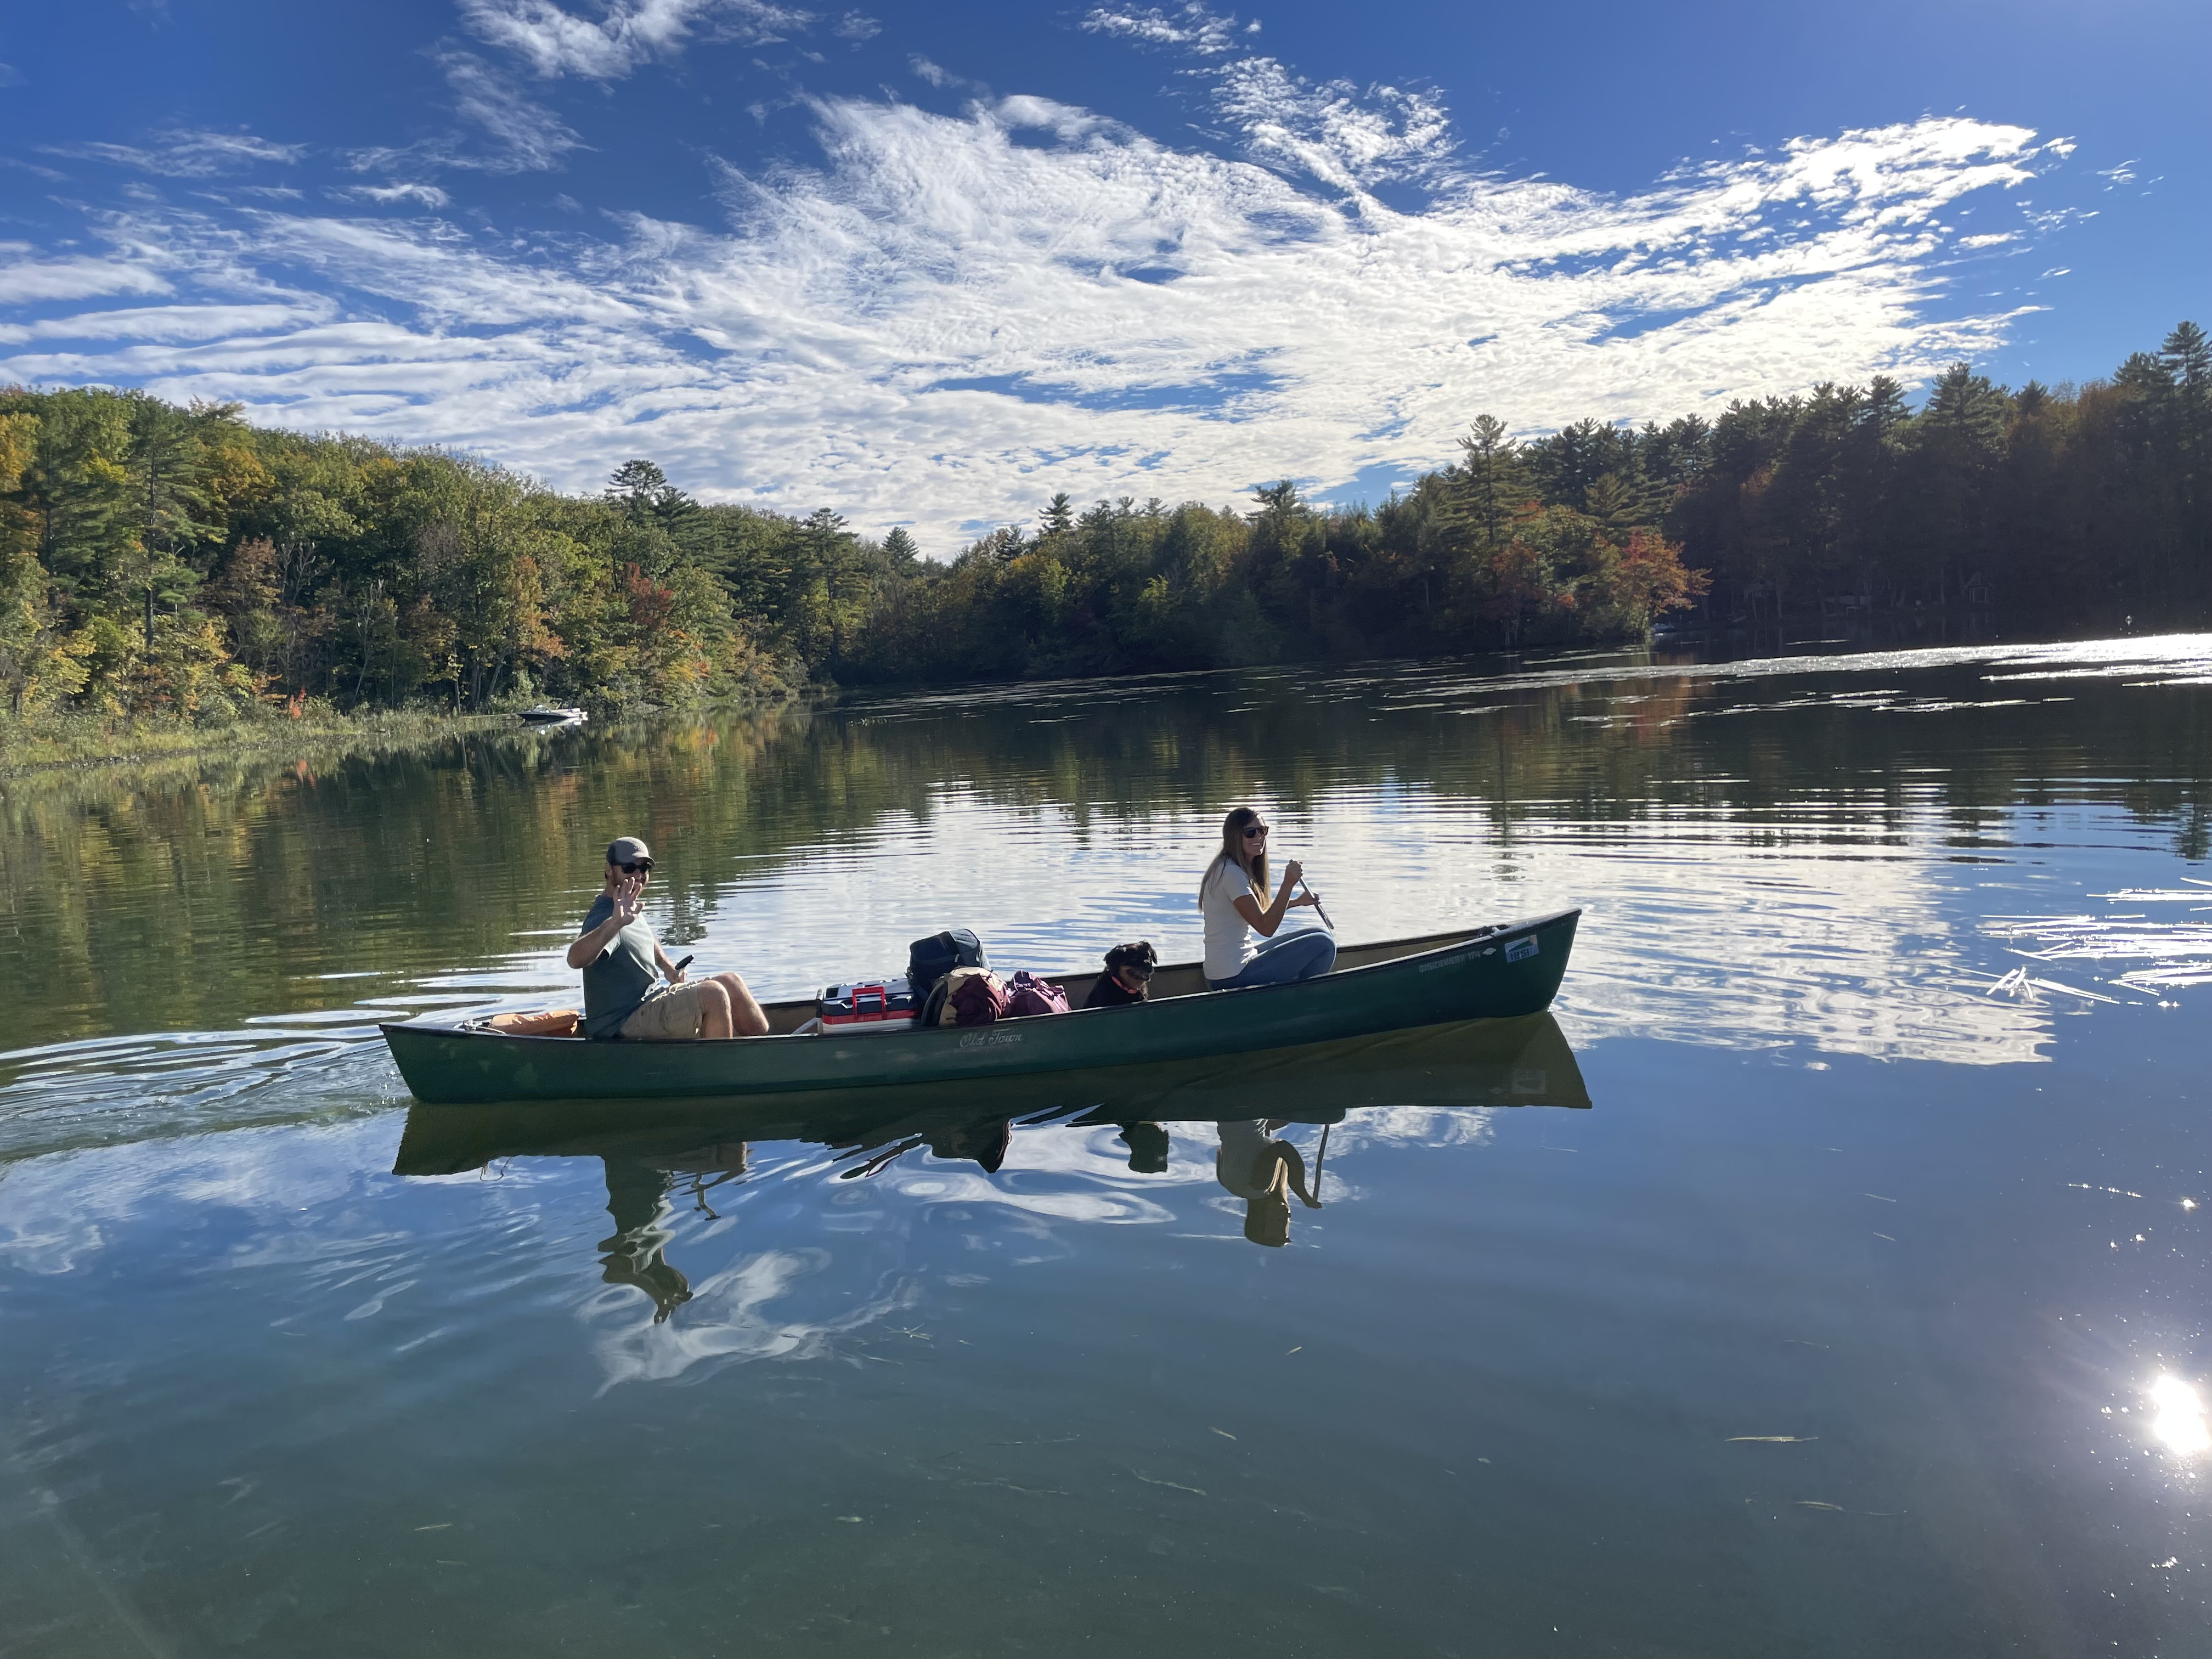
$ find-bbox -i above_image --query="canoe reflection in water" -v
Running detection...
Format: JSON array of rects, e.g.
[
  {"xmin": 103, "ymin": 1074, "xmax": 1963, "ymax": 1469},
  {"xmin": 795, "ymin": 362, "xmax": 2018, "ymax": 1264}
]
[{"xmin": 396, "ymin": 1015, "xmax": 1590, "ymax": 1296}]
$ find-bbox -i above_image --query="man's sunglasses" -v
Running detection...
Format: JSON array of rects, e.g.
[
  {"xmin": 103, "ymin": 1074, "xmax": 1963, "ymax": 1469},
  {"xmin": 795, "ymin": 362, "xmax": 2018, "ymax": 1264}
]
[
  {"xmin": 620, "ymin": 860, "xmax": 654, "ymax": 874},
  {"xmin": 1242, "ymin": 824, "xmax": 1269, "ymax": 839}
]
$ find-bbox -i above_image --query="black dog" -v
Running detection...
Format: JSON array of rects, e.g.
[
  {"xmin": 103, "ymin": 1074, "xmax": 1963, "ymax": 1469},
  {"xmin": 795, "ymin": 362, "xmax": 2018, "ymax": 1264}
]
[{"xmin": 1085, "ymin": 941, "xmax": 1157, "ymax": 1008}]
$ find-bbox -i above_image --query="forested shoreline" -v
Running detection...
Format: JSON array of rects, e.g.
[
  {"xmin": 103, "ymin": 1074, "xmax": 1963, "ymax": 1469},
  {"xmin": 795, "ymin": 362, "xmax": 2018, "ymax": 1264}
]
[{"xmin": 2, "ymin": 322, "xmax": 2206, "ymax": 734}]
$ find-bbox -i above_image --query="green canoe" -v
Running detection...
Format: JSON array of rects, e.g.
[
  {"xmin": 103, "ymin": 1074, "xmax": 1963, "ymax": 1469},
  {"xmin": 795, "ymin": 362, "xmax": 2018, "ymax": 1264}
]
[
  {"xmin": 391, "ymin": 1011, "xmax": 1591, "ymax": 1177},
  {"xmin": 378, "ymin": 909, "xmax": 1581, "ymax": 1107}
]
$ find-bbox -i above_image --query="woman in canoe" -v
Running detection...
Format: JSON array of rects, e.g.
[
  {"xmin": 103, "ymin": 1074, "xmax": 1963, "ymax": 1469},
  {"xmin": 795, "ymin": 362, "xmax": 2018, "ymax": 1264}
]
[
  {"xmin": 1215, "ymin": 1118, "xmax": 1322, "ymax": 1248},
  {"xmin": 1199, "ymin": 806, "xmax": 1335, "ymax": 990}
]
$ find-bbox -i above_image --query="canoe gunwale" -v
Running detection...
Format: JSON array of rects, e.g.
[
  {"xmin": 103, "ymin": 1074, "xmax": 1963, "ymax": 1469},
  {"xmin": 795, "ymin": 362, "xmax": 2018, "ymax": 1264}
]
[{"xmin": 381, "ymin": 915, "xmax": 1556, "ymax": 1049}]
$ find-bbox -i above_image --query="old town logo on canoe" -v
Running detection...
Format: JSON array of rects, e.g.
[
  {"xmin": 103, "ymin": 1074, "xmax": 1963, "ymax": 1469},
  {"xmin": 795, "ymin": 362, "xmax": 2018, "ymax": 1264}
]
[{"xmin": 958, "ymin": 1029, "xmax": 1024, "ymax": 1050}]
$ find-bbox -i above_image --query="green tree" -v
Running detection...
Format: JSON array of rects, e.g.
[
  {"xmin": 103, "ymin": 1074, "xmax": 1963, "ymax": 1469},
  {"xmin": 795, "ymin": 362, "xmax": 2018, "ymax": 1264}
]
[
  {"xmin": 123, "ymin": 396, "xmax": 227, "ymax": 654},
  {"xmin": 1451, "ymin": 416, "xmax": 1528, "ymax": 551}
]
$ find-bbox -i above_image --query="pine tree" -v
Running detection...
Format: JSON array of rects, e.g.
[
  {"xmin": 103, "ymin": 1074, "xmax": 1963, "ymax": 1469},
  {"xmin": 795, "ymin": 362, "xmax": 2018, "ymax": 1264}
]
[
  {"xmin": 2159, "ymin": 323, "xmax": 2212, "ymax": 589},
  {"xmin": 1449, "ymin": 416, "xmax": 1528, "ymax": 552},
  {"xmin": 125, "ymin": 397, "xmax": 225, "ymax": 654}
]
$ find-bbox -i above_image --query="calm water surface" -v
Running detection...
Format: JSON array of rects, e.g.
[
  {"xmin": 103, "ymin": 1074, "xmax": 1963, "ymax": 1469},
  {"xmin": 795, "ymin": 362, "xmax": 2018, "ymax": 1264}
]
[{"xmin": 3, "ymin": 635, "xmax": 2210, "ymax": 1657}]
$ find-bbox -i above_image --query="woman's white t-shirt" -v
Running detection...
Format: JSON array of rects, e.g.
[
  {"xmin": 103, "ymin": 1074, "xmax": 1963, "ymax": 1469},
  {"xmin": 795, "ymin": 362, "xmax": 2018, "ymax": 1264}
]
[{"xmin": 1201, "ymin": 860, "xmax": 1257, "ymax": 981}]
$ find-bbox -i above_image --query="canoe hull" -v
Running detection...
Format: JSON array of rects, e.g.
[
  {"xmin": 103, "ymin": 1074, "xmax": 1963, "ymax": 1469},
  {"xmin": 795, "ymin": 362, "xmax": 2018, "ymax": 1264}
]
[
  {"xmin": 380, "ymin": 909, "xmax": 1579, "ymax": 1107},
  {"xmin": 391, "ymin": 1012, "xmax": 1589, "ymax": 1177}
]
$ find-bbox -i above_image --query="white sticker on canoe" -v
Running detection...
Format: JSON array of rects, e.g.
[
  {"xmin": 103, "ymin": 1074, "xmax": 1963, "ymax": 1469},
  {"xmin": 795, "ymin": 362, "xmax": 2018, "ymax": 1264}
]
[
  {"xmin": 958, "ymin": 1029, "xmax": 1023, "ymax": 1051},
  {"xmin": 1504, "ymin": 935, "xmax": 1539, "ymax": 963}
]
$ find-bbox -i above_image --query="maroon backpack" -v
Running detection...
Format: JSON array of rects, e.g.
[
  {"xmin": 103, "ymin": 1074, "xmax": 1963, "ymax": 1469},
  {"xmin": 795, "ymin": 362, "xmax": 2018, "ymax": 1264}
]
[
  {"xmin": 950, "ymin": 969, "xmax": 1012, "ymax": 1026},
  {"xmin": 1004, "ymin": 971, "xmax": 1070, "ymax": 1018}
]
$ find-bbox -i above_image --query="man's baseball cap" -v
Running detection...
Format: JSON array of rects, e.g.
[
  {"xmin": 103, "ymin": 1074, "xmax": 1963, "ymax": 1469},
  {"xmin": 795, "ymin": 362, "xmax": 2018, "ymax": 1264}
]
[{"xmin": 607, "ymin": 836, "xmax": 653, "ymax": 866}]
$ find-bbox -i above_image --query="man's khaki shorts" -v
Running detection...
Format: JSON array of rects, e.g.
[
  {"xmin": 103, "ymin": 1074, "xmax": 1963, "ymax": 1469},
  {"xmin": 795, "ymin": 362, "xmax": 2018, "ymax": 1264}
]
[{"xmin": 619, "ymin": 980, "xmax": 712, "ymax": 1040}]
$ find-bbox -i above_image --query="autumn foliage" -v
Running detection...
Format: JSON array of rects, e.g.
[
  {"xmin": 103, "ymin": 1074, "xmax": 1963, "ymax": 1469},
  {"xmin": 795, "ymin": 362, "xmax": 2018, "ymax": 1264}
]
[{"xmin": 2, "ymin": 320, "xmax": 2205, "ymax": 722}]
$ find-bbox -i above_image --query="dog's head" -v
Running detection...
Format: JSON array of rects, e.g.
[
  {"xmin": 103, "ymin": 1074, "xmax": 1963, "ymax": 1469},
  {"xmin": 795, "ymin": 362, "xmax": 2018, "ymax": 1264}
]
[{"xmin": 1104, "ymin": 941, "xmax": 1157, "ymax": 979}]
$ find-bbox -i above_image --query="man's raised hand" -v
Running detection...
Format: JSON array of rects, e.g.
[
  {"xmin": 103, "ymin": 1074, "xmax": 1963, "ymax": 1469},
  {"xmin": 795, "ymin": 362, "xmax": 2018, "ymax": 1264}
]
[{"xmin": 612, "ymin": 874, "xmax": 645, "ymax": 927}]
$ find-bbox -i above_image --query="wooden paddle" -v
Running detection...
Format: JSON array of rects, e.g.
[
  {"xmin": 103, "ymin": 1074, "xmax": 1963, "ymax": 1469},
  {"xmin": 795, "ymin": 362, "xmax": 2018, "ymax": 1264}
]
[{"xmin": 1298, "ymin": 876, "xmax": 1335, "ymax": 932}]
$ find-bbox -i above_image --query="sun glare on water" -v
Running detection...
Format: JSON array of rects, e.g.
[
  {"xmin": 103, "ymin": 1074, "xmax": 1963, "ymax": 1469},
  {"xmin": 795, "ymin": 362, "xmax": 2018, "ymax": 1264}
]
[{"xmin": 2149, "ymin": 1376, "xmax": 2212, "ymax": 1457}]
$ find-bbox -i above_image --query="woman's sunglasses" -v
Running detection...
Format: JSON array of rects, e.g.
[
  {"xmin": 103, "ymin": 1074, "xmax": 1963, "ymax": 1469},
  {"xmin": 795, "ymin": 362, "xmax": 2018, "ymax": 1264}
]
[{"xmin": 1242, "ymin": 824, "xmax": 1269, "ymax": 839}]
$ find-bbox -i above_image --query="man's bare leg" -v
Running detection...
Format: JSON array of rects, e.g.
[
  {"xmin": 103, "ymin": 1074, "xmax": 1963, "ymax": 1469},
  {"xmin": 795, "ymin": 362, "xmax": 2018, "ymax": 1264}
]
[
  {"xmin": 697, "ymin": 979, "xmax": 733, "ymax": 1039},
  {"xmin": 713, "ymin": 972, "xmax": 769, "ymax": 1037}
]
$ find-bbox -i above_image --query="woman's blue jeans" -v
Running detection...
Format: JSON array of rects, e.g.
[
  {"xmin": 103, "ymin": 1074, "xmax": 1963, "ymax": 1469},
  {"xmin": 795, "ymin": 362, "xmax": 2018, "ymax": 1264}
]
[{"xmin": 1209, "ymin": 929, "xmax": 1337, "ymax": 991}]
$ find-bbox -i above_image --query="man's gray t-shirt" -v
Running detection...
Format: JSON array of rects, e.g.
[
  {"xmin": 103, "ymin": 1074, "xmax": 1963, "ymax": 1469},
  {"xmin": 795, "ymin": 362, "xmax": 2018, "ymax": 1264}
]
[{"xmin": 578, "ymin": 892, "xmax": 659, "ymax": 1039}]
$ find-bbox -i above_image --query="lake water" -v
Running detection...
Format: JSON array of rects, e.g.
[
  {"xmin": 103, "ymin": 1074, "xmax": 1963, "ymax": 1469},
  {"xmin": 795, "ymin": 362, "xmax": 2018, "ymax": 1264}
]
[{"xmin": 3, "ymin": 634, "xmax": 2209, "ymax": 1657}]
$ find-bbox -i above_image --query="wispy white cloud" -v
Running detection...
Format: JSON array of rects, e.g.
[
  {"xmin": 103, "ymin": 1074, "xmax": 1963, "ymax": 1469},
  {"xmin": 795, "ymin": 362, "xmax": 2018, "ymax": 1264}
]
[
  {"xmin": 460, "ymin": 0, "xmax": 814, "ymax": 80},
  {"xmin": 1087, "ymin": 6, "xmax": 1456, "ymax": 194},
  {"xmin": 437, "ymin": 49, "xmax": 587, "ymax": 170},
  {"xmin": 1, "ymin": 57, "xmax": 2060, "ymax": 552},
  {"xmin": 907, "ymin": 53, "xmax": 962, "ymax": 89},
  {"xmin": 331, "ymin": 182, "xmax": 454, "ymax": 209},
  {"xmin": 41, "ymin": 129, "xmax": 306, "ymax": 178},
  {"xmin": 0, "ymin": 301, "xmax": 330, "ymax": 346},
  {"xmin": 1081, "ymin": 4, "xmax": 1256, "ymax": 57},
  {"xmin": 832, "ymin": 10, "xmax": 879, "ymax": 43},
  {"xmin": 0, "ymin": 247, "xmax": 173, "ymax": 304},
  {"xmin": 1210, "ymin": 56, "xmax": 1457, "ymax": 191},
  {"xmin": 0, "ymin": 155, "xmax": 71, "ymax": 183},
  {"xmin": 337, "ymin": 53, "xmax": 589, "ymax": 177}
]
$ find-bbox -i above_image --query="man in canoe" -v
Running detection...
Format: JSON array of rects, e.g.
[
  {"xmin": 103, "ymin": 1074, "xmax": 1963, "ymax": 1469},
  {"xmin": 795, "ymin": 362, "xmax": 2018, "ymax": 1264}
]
[{"xmin": 568, "ymin": 836, "xmax": 769, "ymax": 1040}]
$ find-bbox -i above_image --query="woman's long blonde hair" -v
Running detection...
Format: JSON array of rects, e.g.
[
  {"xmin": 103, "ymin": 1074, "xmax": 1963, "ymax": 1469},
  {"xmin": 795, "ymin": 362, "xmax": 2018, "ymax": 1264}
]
[{"xmin": 1199, "ymin": 805, "xmax": 1269, "ymax": 908}]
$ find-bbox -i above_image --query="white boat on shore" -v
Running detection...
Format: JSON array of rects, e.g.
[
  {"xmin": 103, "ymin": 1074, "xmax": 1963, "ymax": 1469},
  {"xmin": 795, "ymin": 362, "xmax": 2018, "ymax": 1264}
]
[{"xmin": 516, "ymin": 706, "xmax": 589, "ymax": 726}]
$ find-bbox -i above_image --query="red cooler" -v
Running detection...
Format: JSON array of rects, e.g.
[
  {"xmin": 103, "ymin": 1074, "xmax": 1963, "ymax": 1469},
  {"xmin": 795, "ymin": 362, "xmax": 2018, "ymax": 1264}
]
[{"xmin": 818, "ymin": 978, "xmax": 916, "ymax": 1029}]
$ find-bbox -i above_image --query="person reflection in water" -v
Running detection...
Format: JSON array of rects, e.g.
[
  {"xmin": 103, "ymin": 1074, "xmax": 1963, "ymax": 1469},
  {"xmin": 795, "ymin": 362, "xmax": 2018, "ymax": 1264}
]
[
  {"xmin": 1118, "ymin": 1122, "xmax": 1170, "ymax": 1172},
  {"xmin": 1215, "ymin": 1120, "xmax": 1321, "ymax": 1248},
  {"xmin": 596, "ymin": 1144, "xmax": 752, "ymax": 1319},
  {"xmin": 597, "ymin": 1158, "xmax": 695, "ymax": 1322}
]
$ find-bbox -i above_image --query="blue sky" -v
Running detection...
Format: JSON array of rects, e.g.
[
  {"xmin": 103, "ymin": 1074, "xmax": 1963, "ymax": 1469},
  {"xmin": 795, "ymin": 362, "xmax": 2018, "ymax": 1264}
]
[{"xmin": 1, "ymin": 1, "xmax": 2203, "ymax": 549}]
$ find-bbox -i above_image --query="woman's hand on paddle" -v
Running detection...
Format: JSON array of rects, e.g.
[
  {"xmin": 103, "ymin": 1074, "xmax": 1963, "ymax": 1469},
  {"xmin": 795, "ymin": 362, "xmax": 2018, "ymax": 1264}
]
[{"xmin": 1239, "ymin": 857, "xmax": 1314, "ymax": 936}]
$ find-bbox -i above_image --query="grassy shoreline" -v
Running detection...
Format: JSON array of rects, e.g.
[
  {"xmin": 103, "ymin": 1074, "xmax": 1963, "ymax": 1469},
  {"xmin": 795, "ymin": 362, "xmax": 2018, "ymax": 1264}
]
[{"xmin": 0, "ymin": 707, "xmax": 518, "ymax": 778}]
